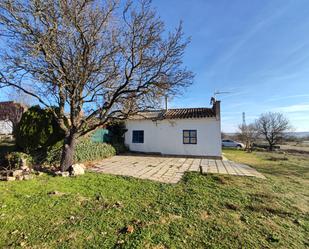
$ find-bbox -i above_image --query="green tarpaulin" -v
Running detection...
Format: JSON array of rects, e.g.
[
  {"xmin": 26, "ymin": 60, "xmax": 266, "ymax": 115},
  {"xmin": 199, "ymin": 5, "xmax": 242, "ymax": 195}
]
[{"xmin": 91, "ymin": 129, "xmax": 111, "ymax": 143}]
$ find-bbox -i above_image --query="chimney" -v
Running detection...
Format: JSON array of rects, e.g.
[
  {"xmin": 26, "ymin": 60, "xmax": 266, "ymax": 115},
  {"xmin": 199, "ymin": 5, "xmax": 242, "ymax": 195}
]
[
  {"xmin": 165, "ymin": 95, "xmax": 168, "ymax": 111},
  {"xmin": 213, "ymin": 100, "xmax": 221, "ymax": 120}
]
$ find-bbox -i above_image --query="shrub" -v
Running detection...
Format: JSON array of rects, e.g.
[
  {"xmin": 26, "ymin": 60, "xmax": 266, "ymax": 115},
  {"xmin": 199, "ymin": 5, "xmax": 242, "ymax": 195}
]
[
  {"xmin": 74, "ymin": 139, "xmax": 116, "ymax": 163},
  {"xmin": 44, "ymin": 141, "xmax": 63, "ymax": 166},
  {"xmin": 105, "ymin": 121, "xmax": 128, "ymax": 154},
  {"xmin": 112, "ymin": 143, "xmax": 128, "ymax": 154},
  {"xmin": 43, "ymin": 139, "xmax": 116, "ymax": 166},
  {"xmin": 1, "ymin": 152, "xmax": 32, "ymax": 171},
  {"xmin": 0, "ymin": 139, "xmax": 16, "ymax": 163},
  {"xmin": 15, "ymin": 106, "xmax": 66, "ymax": 153},
  {"xmin": 106, "ymin": 121, "xmax": 127, "ymax": 144}
]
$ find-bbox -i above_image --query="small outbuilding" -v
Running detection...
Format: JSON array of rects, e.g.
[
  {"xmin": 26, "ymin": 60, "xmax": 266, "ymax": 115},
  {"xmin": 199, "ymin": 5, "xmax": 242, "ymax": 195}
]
[
  {"xmin": 0, "ymin": 101, "xmax": 26, "ymax": 135},
  {"xmin": 124, "ymin": 99, "xmax": 222, "ymax": 158}
]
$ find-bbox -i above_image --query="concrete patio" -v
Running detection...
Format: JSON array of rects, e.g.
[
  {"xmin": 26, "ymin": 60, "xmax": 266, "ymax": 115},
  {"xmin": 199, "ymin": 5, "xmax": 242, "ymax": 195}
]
[{"xmin": 90, "ymin": 155, "xmax": 265, "ymax": 183}]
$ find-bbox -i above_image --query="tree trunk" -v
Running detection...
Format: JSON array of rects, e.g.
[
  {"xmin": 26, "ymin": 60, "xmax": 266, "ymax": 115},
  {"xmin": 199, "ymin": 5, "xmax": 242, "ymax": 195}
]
[
  {"xmin": 269, "ymin": 145, "xmax": 274, "ymax": 151},
  {"xmin": 60, "ymin": 131, "xmax": 77, "ymax": 172}
]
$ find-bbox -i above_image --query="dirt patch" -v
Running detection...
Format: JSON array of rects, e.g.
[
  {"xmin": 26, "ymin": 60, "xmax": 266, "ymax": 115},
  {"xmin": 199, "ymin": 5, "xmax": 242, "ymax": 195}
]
[
  {"xmin": 212, "ymin": 175, "xmax": 230, "ymax": 185},
  {"xmin": 246, "ymin": 204, "xmax": 292, "ymax": 217},
  {"xmin": 159, "ymin": 214, "xmax": 182, "ymax": 224},
  {"xmin": 200, "ymin": 211, "xmax": 210, "ymax": 220},
  {"xmin": 225, "ymin": 202, "xmax": 240, "ymax": 211},
  {"xmin": 250, "ymin": 192, "xmax": 275, "ymax": 203},
  {"xmin": 266, "ymin": 156, "xmax": 288, "ymax": 161}
]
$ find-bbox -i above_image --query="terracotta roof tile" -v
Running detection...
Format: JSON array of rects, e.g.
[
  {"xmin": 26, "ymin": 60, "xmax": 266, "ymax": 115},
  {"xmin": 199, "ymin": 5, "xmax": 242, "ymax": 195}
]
[
  {"xmin": 162, "ymin": 108, "xmax": 215, "ymax": 119},
  {"xmin": 129, "ymin": 108, "xmax": 216, "ymax": 120}
]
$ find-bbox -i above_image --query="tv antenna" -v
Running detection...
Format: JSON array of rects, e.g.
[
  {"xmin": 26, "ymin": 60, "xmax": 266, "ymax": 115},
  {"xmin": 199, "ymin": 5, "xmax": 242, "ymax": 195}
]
[{"xmin": 213, "ymin": 90, "xmax": 231, "ymax": 100}]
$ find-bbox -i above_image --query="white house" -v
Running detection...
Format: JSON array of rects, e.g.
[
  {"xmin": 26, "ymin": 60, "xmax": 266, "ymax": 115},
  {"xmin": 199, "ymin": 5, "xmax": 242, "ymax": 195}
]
[{"xmin": 124, "ymin": 99, "xmax": 222, "ymax": 158}]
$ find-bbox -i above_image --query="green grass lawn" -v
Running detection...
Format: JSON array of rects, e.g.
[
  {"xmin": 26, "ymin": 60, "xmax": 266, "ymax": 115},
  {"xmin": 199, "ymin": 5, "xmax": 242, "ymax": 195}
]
[{"xmin": 0, "ymin": 150, "xmax": 308, "ymax": 248}]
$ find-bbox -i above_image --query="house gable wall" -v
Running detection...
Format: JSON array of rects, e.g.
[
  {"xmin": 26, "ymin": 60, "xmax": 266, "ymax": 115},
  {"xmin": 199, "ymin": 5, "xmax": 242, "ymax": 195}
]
[{"xmin": 124, "ymin": 118, "xmax": 221, "ymax": 157}]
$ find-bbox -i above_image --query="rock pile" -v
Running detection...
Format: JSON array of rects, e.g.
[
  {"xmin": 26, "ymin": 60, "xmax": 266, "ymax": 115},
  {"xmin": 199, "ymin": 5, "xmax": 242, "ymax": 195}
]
[
  {"xmin": 54, "ymin": 163, "xmax": 85, "ymax": 177},
  {"xmin": 0, "ymin": 165, "xmax": 33, "ymax": 181}
]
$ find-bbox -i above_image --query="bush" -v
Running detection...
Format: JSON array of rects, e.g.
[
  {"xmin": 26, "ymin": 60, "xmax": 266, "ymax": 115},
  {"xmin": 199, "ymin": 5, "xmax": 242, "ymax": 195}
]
[
  {"xmin": 112, "ymin": 143, "xmax": 128, "ymax": 154},
  {"xmin": 74, "ymin": 139, "xmax": 116, "ymax": 163},
  {"xmin": 105, "ymin": 121, "xmax": 128, "ymax": 154},
  {"xmin": 15, "ymin": 106, "xmax": 65, "ymax": 153},
  {"xmin": 44, "ymin": 141, "xmax": 63, "ymax": 166},
  {"xmin": 43, "ymin": 139, "xmax": 116, "ymax": 166},
  {"xmin": 106, "ymin": 121, "xmax": 127, "ymax": 143},
  {"xmin": 1, "ymin": 152, "xmax": 32, "ymax": 171}
]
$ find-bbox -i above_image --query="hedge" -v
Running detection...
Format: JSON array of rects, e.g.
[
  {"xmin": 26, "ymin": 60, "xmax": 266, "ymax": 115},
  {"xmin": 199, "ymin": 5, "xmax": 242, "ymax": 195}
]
[
  {"xmin": 74, "ymin": 139, "xmax": 116, "ymax": 163},
  {"xmin": 45, "ymin": 139, "xmax": 116, "ymax": 166}
]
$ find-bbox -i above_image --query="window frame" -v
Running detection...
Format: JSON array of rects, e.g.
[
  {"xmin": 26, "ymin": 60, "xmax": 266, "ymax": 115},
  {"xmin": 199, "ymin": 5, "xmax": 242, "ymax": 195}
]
[
  {"xmin": 132, "ymin": 130, "xmax": 144, "ymax": 144},
  {"xmin": 183, "ymin": 130, "xmax": 197, "ymax": 144}
]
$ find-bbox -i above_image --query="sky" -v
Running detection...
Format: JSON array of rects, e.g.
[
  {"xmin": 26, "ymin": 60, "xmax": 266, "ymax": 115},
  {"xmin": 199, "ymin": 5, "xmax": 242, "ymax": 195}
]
[
  {"xmin": 0, "ymin": 0, "xmax": 308, "ymax": 132},
  {"xmin": 152, "ymin": 0, "xmax": 309, "ymax": 132}
]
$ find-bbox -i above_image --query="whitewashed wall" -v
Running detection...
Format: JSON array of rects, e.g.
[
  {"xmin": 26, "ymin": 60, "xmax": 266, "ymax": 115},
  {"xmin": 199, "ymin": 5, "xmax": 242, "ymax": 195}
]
[
  {"xmin": 0, "ymin": 120, "xmax": 13, "ymax": 135},
  {"xmin": 125, "ymin": 118, "xmax": 222, "ymax": 158}
]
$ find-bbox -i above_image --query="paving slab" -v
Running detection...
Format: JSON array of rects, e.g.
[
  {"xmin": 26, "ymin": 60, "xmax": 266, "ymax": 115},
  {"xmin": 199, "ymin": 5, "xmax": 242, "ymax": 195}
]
[{"xmin": 90, "ymin": 154, "xmax": 265, "ymax": 183}]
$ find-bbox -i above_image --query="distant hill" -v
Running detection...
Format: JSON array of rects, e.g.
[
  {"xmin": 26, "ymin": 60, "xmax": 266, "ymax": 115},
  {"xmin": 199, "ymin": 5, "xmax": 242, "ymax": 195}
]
[
  {"xmin": 225, "ymin": 132, "xmax": 309, "ymax": 138},
  {"xmin": 285, "ymin": 132, "xmax": 309, "ymax": 138}
]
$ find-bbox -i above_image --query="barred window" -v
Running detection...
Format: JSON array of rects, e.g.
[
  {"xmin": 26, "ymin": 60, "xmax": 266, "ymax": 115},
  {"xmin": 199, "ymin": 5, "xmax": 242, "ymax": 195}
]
[
  {"xmin": 183, "ymin": 130, "xmax": 197, "ymax": 144},
  {"xmin": 132, "ymin": 130, "xmax": 144, "ymax": 143}
]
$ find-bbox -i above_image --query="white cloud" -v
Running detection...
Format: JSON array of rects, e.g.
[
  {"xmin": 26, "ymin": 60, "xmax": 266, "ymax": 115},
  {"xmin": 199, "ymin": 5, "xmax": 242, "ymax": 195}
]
[
  {"xmin": 275, "ymin": 104, "xmax": 309, "ymax": 113},
  {"xmin": 265, "ymin": 94, "xmax": 309, "ymax": 103}
]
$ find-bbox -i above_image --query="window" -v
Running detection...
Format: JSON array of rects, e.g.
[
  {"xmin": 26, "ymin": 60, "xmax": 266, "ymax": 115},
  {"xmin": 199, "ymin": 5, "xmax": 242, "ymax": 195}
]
[
  {"xmin": 183, "ymin": 130, "xmax": 197, "ymax": 144},
  {"xmin": 132, "ymin": 130, "xmax": 144, "ymax": 143}
]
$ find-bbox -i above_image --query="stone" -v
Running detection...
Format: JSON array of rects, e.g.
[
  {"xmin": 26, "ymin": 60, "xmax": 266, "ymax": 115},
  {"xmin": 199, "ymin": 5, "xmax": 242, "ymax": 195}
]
[
  {"xmin": 11, "ymin": 230, "xmax": 19, "ymax": 235},
  {"xmin": 23, "ymin": 174, "xmax": 33, "ymax": 180},
  {"xmin": 0, "ymin": 175, "xmax": 7, "ymax": 181},
  {"xmin": 19, "ymin": 241, "xmax": 26, "ymax": 247},
  {"xmin": 54, "ymin": 171, "xmax": 70, "ymax": 177},
  {"xmin": 117, "ymin": 240, "xmax": 124, "ymax": 245},
  {"xmin": 125, "ymin": 225, "xmax": 134, "ymax": 234},
  {"xmin": 48, "ymin": 191, "xmax": 65, "ymax": 196},
  {"xmin": 20, "ymin": 165, "xmax": 30, "ymax": 172},
  {"xmin": 11, "ymin": 170, "xmax": 23, "ymax": 177},
  {"xmin": 35, "ymin": 171, "xmax": 44, "ymax": 176},
  {"xmin": 20, "ymin": 159, "xmax": 29, "ymax": 171},
  {"xmin": 15, "ymin": 175, "xmax": 24, "ymax": 181},
  {"xmin": 70, "ymin": 164, "xmax": 85, "ymax": 176},
  {"xmin": 6, "ymin": 176, "xmax": 16, "ymax": 181},
  {"xmin": 112, "ymin": 201, "xmax": 123, "ymax": 208}
]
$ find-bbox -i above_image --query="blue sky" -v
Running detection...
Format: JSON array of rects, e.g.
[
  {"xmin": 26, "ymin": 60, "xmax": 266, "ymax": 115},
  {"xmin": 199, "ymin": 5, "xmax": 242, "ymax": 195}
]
[
  {"xmin": 153, "ymin": 0, "xmax": 309, "ymax": 132},
  {"xmin": 1, "ymin": 0, "xmax": 308, "ymax": 132}
]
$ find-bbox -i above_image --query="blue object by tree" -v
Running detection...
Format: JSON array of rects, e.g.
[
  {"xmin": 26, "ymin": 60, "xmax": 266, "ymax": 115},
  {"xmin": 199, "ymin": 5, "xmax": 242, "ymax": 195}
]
[{"xmin": 91, "ymin": 129, "xmax": 112, "ymax": 143}]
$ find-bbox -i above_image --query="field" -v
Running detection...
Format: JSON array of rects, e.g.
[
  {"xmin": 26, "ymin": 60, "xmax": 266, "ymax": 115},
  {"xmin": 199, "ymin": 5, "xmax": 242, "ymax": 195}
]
[
  {"xmin": 0, "ymin": 149, "xmax": 308, "ymax": 248},
  {"xmin": 279, "ymin": 141, "xmax": 309, "ymax": 153}
]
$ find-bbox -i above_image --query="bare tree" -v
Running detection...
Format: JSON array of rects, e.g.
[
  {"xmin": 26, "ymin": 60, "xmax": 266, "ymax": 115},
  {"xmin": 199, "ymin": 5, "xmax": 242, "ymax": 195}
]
[
  {"xmin": 0, "ymin": 0, "xmax": 193, "ymax": 171},
  {"xmin": 255, "ymin": 112, "xmax": 291, "ymax": 151},
  {"xmin": 7, "ymin": 88, "xmax": 34, "ymax": 107},
  {"xmin": 237, "ymin": 123, "xmax": 256, "ymax": 152}
]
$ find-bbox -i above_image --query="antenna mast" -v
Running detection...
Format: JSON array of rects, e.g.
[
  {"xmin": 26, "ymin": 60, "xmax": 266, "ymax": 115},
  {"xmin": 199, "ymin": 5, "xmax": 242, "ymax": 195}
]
[{"xmin": 242, "ymin": 112, "xmax": 246, "ymax": 127}]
